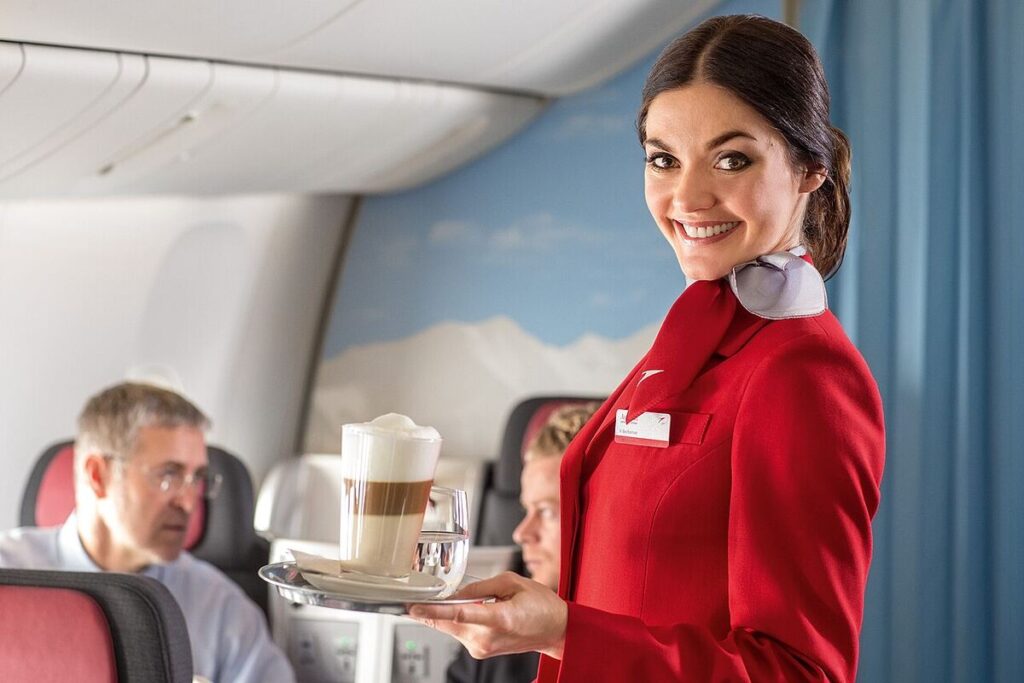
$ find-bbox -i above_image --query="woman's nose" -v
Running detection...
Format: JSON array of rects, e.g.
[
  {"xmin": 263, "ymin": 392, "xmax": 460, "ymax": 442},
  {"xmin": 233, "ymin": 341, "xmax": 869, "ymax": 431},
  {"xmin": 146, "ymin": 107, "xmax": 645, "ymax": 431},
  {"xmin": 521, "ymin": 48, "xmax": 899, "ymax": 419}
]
[{"xmin": 672, "ymin": 168, "xmax": 716, "ymax": 214}]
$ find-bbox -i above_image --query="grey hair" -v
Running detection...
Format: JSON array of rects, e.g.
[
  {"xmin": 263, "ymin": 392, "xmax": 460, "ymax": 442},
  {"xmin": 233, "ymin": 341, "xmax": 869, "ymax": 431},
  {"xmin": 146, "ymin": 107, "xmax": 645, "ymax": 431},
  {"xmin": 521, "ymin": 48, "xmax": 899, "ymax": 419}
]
[{"xmin": 74, "ymin": 382, "xmax": 210, "ymax": 465}]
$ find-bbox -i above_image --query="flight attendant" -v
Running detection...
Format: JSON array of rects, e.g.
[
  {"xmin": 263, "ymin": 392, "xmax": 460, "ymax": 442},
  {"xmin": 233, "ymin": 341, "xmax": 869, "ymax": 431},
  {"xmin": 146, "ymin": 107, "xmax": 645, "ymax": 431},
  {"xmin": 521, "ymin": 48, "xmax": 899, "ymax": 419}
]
[{"xmin": 411, "ymin": 14, "xmax": 885, "ymax": 682}]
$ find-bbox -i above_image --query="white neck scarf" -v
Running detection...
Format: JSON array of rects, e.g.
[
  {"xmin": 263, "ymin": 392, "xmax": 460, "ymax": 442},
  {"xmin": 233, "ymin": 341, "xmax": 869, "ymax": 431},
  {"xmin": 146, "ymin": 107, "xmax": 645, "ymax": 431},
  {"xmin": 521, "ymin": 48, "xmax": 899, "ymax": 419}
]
[{"xmin": 724, "ymin": 245, "xmax": 828, "ymax": 320}]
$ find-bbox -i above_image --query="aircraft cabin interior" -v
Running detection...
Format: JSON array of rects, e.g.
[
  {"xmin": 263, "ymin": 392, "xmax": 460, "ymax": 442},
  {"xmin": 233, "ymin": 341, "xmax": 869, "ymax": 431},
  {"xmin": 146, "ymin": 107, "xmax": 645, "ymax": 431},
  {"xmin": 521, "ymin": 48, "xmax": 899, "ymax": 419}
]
[{"xmin": 0, "ymin": 0, "xmax": 1021, "ymax": 682}]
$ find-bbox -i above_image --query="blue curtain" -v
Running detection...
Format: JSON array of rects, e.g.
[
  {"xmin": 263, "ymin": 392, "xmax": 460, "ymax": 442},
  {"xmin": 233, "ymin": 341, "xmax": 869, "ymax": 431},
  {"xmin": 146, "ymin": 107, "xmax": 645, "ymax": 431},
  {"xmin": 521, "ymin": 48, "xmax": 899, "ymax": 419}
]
[{"xmin": 801, "ymin": 1, "xmax": 1024, "ymax": 681}]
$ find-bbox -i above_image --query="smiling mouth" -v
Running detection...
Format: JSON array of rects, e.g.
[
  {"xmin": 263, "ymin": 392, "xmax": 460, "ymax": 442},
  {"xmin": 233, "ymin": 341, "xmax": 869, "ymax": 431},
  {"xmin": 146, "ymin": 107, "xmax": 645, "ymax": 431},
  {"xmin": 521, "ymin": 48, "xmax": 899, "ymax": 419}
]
[{"xmin": 675, "ymin": 220, "xmax": 740, "ymax": 239}]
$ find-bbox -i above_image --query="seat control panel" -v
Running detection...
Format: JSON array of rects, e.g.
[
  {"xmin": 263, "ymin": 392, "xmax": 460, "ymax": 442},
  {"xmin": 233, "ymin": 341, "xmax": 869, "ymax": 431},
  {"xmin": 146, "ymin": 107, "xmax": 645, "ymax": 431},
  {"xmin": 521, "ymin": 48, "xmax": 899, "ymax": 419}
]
[
  {"xmin": 392, "ymin": 623, "xmax": 462, "ymax": 683},
  {"xmin": 287, "ymin": 618, "xmax": 359, "ymax": 683}
]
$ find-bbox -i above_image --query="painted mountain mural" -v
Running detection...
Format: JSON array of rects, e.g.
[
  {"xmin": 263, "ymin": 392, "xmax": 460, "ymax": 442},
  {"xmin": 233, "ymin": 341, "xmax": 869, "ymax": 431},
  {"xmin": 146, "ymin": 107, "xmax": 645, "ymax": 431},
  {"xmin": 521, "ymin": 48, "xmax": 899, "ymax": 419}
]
[{"xmin": 306, "ymin": 316, "xmax": 658, "ymax": 458}]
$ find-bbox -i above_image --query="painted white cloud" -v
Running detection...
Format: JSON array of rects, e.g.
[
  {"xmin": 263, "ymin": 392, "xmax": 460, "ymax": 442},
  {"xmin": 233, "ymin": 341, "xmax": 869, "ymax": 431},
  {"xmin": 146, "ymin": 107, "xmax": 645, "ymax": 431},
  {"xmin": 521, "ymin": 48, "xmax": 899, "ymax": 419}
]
[
  {"xmin": 489, "ymin": 212, "xmax": 611, "ymax": 252},
  {"xmin": 428, "ymin": 220, "xmax": 482, "ymax": 244},
  {"xmin": 306, "ymin": 316, "xmax": 658, "ymax": 459}
]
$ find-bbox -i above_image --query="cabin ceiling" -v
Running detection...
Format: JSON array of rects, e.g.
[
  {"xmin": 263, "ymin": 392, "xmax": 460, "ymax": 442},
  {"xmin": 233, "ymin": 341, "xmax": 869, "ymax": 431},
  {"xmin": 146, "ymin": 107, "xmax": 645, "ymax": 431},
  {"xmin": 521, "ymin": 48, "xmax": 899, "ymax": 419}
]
[
  {"xmin": 0, "ymin": 0, "xmax": 722, "ymax": 95},
  {"xmin": 0, "ymin": 0, "xmax": 723, "ymax": 197}
]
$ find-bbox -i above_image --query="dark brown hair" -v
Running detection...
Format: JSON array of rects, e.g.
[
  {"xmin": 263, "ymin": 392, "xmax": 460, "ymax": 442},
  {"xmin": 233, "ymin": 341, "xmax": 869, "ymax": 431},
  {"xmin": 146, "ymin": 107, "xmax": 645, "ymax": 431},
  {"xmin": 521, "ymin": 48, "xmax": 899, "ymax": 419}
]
[{"xmin": 637, "ymin": 15, "xmax": 851, "ymax": 279}]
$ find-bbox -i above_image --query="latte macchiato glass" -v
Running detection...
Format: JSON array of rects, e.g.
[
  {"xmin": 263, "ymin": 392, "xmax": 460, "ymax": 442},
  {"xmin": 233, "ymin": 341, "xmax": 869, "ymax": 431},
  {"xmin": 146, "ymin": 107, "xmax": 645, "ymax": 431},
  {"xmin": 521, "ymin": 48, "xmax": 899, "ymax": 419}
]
[{"xmin": 339, "ymin": 413, "xmax": 441, "ymax": 577}]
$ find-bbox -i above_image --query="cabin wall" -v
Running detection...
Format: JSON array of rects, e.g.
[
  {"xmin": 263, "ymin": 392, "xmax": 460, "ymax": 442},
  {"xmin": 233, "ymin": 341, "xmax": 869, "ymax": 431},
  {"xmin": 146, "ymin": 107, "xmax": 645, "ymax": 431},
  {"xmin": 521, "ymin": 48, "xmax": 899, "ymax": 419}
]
[
  {"xmin": 0, "ymin": 194, "xmax": 350, "ymax": 530},
  {"xmin": 304, "ymin": 46, "xmax": 684, "ymax": 461}
]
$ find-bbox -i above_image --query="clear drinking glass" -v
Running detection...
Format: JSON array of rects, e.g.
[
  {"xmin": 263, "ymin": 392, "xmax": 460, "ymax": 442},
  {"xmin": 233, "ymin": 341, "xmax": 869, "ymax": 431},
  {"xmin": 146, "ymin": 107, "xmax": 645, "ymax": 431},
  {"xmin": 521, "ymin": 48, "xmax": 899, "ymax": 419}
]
[{"xmin": 413, "ymin": 486, "xmax": 469, "ymax": 597}]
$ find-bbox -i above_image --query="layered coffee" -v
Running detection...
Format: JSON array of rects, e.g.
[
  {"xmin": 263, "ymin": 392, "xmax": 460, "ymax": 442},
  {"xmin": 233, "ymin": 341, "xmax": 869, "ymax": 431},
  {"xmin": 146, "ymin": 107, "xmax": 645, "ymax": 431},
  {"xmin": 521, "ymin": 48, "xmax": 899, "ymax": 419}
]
[{"xmin": 339, "ymin": 413, "xmax": 441, "ymax": 577}]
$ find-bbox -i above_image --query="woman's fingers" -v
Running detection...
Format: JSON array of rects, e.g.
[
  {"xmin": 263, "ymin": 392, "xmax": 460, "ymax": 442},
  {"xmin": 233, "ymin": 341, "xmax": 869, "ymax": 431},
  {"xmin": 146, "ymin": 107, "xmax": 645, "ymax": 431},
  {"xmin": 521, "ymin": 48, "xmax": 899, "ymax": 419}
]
[
  {"xmin": 451, "ymin": 571, "xmax": 521, "ymax": 600},
  {"xmin": 407, "ymin": 572, "xmax": 522, "ymax": 622},
  {"xmin": 407, "ymin": 573, "xmax": 567, "ymax": 660},
  {"xmin": 407, "ymin": 600, "xmax": 494, "ymax": 625}
]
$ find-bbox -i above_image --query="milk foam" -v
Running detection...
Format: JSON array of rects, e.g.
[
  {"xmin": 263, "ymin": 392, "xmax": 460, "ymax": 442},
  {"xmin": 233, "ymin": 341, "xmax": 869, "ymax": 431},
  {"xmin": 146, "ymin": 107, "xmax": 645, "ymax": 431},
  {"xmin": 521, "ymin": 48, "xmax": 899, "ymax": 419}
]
[{"xmin": 340, "ymin": 413, "xmax": 441, "ymax": 482}]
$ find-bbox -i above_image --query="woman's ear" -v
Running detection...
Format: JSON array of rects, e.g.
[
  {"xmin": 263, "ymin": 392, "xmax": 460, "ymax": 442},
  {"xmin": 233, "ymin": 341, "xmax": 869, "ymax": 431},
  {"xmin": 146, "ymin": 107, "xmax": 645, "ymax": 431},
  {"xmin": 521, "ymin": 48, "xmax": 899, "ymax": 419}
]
[{"xmin": 799, "ymin": 164, "xmax": 828, "ymax": 194}]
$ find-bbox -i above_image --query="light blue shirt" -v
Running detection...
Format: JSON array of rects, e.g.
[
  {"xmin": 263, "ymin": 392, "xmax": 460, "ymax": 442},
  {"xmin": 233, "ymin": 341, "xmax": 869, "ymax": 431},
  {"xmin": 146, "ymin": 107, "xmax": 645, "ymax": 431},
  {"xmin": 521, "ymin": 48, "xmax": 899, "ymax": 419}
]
[{"xmin": 0, "ymin": 514, "xmax": 294, "ymax": 683}]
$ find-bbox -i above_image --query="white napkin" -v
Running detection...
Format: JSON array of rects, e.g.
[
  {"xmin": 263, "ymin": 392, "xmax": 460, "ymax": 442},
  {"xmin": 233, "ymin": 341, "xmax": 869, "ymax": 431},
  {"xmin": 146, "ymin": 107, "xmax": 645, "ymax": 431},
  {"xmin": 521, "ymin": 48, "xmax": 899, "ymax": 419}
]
[{"xmin": 288, "ymin": 549, "xmax": 342, "ymax": 576}]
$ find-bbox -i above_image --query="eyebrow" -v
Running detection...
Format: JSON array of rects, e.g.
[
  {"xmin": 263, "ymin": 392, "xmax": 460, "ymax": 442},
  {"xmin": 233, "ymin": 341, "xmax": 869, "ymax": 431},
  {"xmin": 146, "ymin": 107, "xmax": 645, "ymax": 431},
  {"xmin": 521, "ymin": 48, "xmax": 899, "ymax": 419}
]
[
  {"xmin": 705, "ymin": 130, "xmax": 757, "ymax": 150},
  {"xmin": 154, "ymin": 462, "xmax": 207, "ymax": 473},
  {"xmin": 645, "ymin": 130, "xmax": 758, "ymax": 152}
]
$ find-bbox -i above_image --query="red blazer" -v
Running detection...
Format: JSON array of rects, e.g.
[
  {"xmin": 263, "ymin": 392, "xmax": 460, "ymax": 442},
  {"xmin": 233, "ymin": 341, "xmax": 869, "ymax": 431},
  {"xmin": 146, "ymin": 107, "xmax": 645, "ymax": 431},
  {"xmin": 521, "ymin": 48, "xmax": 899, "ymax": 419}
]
[{"xmin": 537, "ymin": 283, "xmax": 885, "ymax": 682}]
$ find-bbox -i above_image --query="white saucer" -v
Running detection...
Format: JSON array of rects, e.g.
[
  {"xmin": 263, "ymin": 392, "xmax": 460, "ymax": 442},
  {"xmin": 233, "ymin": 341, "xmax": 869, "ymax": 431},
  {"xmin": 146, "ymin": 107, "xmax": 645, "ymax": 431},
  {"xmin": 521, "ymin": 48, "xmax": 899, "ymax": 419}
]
[
  {"xmin": 299, "ymin": 568, "xmax": 445, "ymax": 600},
  {"xmin": 290, "ymin": 549, "xmax": 445, "ymax": 601}
]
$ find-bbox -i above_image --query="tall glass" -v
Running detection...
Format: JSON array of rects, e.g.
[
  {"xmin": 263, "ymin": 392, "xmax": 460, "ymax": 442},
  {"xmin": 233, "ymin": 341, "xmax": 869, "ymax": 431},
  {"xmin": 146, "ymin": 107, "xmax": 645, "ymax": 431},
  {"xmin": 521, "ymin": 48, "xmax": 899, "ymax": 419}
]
[
  {"xmin": 339, "ymin": 415, "xmax": 442, "ymax": 578},
  {"xmin": 413, "ymin": 486, "xmax": 469, "ymax": 597}
]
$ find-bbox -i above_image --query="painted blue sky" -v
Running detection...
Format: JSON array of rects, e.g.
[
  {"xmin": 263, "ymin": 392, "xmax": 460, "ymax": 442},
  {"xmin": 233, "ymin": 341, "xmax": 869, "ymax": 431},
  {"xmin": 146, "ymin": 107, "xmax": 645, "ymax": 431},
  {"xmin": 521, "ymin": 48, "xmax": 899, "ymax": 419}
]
[{"xmin": 322, "ymin": 0, "xmax": 780, "ymax": 358}]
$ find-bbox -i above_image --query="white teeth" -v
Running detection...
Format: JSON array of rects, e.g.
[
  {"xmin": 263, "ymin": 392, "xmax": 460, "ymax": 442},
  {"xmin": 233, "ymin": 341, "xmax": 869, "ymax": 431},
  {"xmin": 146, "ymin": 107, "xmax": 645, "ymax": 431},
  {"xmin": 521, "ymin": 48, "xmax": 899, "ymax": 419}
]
[{"xmin": 680, "ymin": 221, "xmax": 739, "ymax": 239}]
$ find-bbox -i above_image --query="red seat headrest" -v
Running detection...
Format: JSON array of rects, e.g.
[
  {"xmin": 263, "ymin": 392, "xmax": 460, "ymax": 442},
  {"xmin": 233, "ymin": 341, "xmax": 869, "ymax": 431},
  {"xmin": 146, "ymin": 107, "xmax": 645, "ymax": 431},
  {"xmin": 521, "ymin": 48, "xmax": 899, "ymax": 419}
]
[{"xmin": 0, "ymin": 585, "xmax": 117, "ymax": 683}]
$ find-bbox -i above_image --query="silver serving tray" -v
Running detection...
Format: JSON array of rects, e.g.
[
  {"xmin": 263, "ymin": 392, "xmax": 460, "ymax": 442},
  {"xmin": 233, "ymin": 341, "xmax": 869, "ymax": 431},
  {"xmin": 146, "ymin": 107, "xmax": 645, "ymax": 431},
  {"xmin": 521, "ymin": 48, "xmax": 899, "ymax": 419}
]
[{"xmin": 259, "ymin": 561, "xmax": 494, "ymax": 615}]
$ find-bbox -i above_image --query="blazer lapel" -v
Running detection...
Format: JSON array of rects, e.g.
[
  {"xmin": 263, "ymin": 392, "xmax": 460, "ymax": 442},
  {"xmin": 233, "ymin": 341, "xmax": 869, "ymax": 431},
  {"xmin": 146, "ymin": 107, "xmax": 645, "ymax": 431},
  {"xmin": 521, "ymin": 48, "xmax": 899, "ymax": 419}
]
[{"xmin": 626, "ymin": 280, "xmax": 737, "ymax": 421}]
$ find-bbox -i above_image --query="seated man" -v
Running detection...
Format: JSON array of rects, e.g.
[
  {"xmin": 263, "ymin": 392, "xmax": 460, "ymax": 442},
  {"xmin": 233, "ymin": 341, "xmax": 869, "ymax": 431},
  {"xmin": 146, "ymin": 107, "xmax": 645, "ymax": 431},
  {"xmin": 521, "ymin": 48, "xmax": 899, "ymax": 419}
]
[
  {"xmin": 447, "ymin": 402, "xmax": 599, "ymax": 683},
  {"xmin": 0, "ymin": 382, "xmax": 293, "ymax": 683}
]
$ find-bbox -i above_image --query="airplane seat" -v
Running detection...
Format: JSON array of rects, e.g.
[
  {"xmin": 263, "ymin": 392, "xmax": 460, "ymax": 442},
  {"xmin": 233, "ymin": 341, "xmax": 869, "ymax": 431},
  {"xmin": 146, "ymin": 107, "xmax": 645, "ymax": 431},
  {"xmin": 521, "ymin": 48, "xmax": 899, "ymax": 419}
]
[
  {"xmin": 0, "ymin": 568, "xmax": 193, "ymax": 682},
  {"xmin": 190, "ymin": 445, "xmax": 271, "ymax": 616},
  {"xmin": 475, "ymin": 395, "xmax": 604, "ymax": 548},
  {"xmin": 253, "ymin": 453, "xmax": 344, "ymax": 544},
  {"xmin": 19, "ymin": 440, "xmax": 270, "ymax": 616}
]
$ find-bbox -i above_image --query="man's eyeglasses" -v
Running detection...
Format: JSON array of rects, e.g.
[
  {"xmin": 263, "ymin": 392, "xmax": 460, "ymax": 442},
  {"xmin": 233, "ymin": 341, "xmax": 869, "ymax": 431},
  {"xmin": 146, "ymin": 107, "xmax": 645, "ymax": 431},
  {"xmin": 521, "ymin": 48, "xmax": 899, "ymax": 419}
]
[{"xmin": 106, "ymin": 455, "xmax": 223, "ymax": 500}]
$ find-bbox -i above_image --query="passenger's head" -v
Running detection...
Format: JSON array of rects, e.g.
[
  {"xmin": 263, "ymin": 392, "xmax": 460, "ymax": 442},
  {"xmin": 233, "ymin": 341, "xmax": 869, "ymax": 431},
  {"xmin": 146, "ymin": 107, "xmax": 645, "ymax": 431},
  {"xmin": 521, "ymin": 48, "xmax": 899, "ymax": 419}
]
[
  {"xmin": 637, "ymin": 14, "xmax": 849, "ymax": 281},
  {"xmin": 74, "ymin": 382, "xmax": 213, "ymax": 570},
  {"xmin": 512, "ymin": 402, "xmax": 599, "ymax": 590}
]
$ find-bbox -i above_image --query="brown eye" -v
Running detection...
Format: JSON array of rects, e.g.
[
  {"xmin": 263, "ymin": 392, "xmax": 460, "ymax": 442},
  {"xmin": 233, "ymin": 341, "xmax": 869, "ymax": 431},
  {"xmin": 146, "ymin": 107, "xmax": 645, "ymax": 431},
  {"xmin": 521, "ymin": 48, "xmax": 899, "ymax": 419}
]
[
  {"xmin": 645, "ymin": 152, "xmax": 676, "ymax": 170},
  {"xmin": 714, "ymin": 153, "xmax": 751, "ymax": 171}
]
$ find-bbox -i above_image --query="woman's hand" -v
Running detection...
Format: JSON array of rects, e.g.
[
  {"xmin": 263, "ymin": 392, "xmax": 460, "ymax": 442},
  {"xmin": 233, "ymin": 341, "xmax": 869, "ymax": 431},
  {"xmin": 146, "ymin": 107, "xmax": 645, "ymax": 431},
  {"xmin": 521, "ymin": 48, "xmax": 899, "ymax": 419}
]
[{"xmin": 407, "ymin": 571, "xmax": 567, "ymax": 660}]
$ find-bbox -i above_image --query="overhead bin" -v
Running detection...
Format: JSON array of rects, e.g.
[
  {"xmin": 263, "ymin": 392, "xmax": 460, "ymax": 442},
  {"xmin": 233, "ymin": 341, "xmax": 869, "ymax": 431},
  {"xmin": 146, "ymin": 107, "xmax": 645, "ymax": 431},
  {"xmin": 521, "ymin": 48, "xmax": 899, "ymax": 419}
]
[
  {"xmin": 69, "ymin": 60, "xmax": 278, "ymax": 197},
  {"xmin": 108, "ymin": 69, "xmax": 543, "ymax": 195},
  {"xmin": 0, "ymin": 42, "xmax": 544, "ymax": 198},
  {"xmin": 266, "ymin": 0, "xmax": 724, "ymax": 95},
  {"xmin": 0, "ymin": 44, "xmax": 147, "ymax": 182},
  {"xmin": 0, "ymin": 0, "xmax": 722, "ymax": 96},
  {"xmin": 0, "ymin": 0, "xmax": 362, "ymax": 61}
]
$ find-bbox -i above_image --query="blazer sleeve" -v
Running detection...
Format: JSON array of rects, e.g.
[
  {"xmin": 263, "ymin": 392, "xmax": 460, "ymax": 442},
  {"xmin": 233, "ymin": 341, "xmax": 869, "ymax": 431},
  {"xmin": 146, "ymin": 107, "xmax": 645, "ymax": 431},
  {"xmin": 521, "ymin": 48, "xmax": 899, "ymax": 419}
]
[{"xmin": 552, "ymin": 329, "xmax": 885, "ymax": 682}]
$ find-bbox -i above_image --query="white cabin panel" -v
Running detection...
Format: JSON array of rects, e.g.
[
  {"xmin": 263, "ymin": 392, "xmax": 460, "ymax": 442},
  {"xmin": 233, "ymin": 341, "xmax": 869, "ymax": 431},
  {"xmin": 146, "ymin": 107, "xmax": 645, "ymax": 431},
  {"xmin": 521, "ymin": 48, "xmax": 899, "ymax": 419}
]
[
  {"xmin": 0, "ymin": 51, "xmax": 212, "ymax": 198},
  {"xmin": 0, "ymin": 42, "xmax": 24, "ymax": 93},
  {"xmin": 74, "ymin": 61, "xmax": 277, "ymax": 196},
  {"xmin": 0, "ymin": 0, "xmax": 361, "ymax": 59},
  {"xmin": 0, "ymin": 0, "xmax": 723, "ymax": 96},
  {"xmin": 113, "ymin": 68, "xmax": 545, "ymax": 195},
  {"xmin": 0, "ymin": 194, "xmax": 351, "ymax": 531},
  {"xmin": 0, "ymin": 42, "xmax": 543, "ymax": 197},
  {"xmin": 280, "ymin": 79, "xmax": 544, "ymax": 194},
  {"xmin": 268, "ymin": 0, "xmax": 724, "ymax": 95},
  {"xmin": 0, "ymin": 45, "xmax": 142, "ymax": 180}
]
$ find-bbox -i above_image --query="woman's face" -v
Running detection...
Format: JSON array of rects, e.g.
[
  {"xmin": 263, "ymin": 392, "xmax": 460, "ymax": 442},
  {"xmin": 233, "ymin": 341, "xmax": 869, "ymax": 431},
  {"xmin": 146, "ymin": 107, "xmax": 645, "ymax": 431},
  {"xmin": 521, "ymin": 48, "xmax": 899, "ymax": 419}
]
[{"xmin": 643, "ymin": 82, "xmax": 824, "ymax": 281}]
